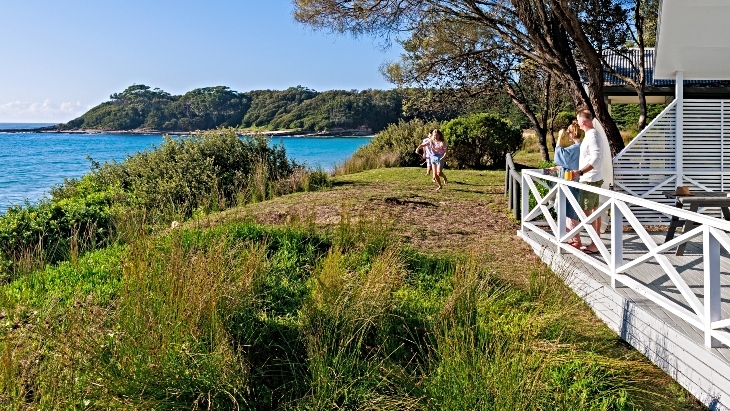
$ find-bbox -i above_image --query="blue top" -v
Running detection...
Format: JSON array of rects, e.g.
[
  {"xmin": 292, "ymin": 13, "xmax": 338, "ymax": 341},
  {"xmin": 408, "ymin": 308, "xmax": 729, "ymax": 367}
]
[{"xmin": 554, "ymin": 143, "xmax": 580, "ymax": 170}]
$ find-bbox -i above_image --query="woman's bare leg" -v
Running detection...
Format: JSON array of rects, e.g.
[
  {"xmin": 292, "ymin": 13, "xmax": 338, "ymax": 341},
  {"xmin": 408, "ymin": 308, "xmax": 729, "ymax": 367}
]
[{"xmin": 434, "ymin": 164, "xmax": 443, "ymax": 189}]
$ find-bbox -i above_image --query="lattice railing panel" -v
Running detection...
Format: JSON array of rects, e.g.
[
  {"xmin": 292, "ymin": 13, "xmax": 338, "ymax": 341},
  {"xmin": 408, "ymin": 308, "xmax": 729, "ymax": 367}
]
[{"xmin": 520, "ymin": 169, "xmax": 730, "ymax": 348}]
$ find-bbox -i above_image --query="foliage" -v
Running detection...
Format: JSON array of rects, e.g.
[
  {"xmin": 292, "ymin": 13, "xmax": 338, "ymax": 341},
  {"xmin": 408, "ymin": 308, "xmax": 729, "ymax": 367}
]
[
  {"xmin": 0, "ymin": 187, "xmax": 125, "ymax": 280},
  {"xmin": 74, "ymin": 129, "xmax": 295, "ymax": 219},
  {"xmin": 60, "ymin": 84, "xmax": 406, "ymax": 133},
  {"xmin": 241, "ymin": 86, "xmax": 320, "ymax": 128},
  {"xmin": 334, "ymin": 118, "xmax": 440, "ymax": 175},
  {"xmin": 1, "ymin": 245, "xmax": 124, "ymax": 309},
  {"xmin": 552, "ymin": 111, "xmax": 576, "ymax": 132},
  {"xmin": 388, "ymin": 18, "xmax": 572, "ymax": 161},
  {"xmin": 441, "ymin": 113, "xmax": 523, "ymax": 169},
  {"xmin": 293, "ymin": 0, "xmax": 632, "ymax": 155},
  {"xmin": 0, "ymin": 129, "xmax": 330, "ymax": 281},
  {"xmin": 610, "ymin": 103, "xmax": 667, "ymax": 131},
  {"xmin": 271, "ymin": 89, "xmax": 404, "ymax": 132}
]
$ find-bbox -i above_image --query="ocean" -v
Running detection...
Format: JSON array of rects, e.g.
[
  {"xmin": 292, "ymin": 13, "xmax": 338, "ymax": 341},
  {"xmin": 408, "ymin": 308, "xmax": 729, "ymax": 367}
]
[{"xmin": 0, "ymin": 123, "xmax": 371, "ymax": 213}]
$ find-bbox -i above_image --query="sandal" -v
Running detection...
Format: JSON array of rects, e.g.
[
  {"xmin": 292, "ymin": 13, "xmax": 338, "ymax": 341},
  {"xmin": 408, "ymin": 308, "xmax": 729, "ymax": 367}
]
[{"xmin": 581, "ymin": 247, "xmax": 599, "ymax": 255}]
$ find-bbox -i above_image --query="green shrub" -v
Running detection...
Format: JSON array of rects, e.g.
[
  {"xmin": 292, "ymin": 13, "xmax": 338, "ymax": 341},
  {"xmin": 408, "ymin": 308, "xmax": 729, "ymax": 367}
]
[
  {"xmin": 551, "ymin": 111, "xmax": 575, "ymax": 132},
  {"xmin": 0, "ymin": 187, "xmax": 124, "ymax": 279},
  {"xmin": 79, "ymin": 128, "xmax": 294, "ymax": 218},
  {"xmin": 1, "ymin": 245, "xmax": 124, "ymax": 309},
  {"xmin": 0, "ymin": 128, "xmax": 332, "ymax": 281},
  {"xmin": 335, "ymin": 118, "xmax": 440, "ymax": 174},
  {"xmin": 441, "ymin": 113, "xmax": 523, "ymax": 169},
  {"xmin": 610, "ymin": 104, "xmax": 667, "ymax": 131}
]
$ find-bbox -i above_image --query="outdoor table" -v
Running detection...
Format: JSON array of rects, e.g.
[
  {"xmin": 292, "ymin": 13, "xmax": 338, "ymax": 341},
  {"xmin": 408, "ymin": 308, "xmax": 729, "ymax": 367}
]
[{"xmin": 662, "ymin": 190, "xmax": 730, "ymax": 256}]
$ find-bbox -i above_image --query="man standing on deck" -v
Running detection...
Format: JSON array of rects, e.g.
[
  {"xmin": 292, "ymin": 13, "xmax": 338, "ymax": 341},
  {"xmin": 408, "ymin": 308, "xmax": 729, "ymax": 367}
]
[{"xmin": 573, "ymin": 109, "xmax": 604, "ymax": 255}]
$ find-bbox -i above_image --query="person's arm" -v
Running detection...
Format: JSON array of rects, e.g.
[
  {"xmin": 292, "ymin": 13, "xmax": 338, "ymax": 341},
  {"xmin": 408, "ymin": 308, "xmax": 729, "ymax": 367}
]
[
  {"xmin": 575, "ymin": 135, "xmax": 600, "ymax": 176},
  {"xmin": 415, "ymin": 143, "xmax": 426, "ymax": 157}
]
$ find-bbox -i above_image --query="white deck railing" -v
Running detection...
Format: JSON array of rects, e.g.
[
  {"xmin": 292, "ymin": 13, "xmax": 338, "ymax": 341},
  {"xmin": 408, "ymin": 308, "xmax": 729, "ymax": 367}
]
[{"xmin": 519, "ymin": 169, "xmax": 730, "ymax": 348}]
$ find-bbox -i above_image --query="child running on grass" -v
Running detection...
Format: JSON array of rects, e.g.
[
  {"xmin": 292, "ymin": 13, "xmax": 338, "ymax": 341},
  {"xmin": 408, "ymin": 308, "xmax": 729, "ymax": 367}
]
[
  {"xmin": 415, "ymin": 130, "xmax": 434, "ymax": 176},
  {"xmin": 429, "ymin": 129, "xmax": 448, "ymax": 190}
]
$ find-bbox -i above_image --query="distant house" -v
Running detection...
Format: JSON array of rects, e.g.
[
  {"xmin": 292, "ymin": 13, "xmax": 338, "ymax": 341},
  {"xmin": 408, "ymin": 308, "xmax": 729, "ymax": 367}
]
[{"xmin": 602, "ymin": 48, "xmax": 730, "ymax": 107}]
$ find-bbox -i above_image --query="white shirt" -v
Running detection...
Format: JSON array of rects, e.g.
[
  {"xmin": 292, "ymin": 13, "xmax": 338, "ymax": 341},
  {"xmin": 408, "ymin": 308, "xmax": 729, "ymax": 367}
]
[
  {"xmin": 579, "ymin": 128, "xmax": 603, "ymax": 182},
  {"xmin": 421, "ymin": 138, "xmax": 433, "ymax": 156}
]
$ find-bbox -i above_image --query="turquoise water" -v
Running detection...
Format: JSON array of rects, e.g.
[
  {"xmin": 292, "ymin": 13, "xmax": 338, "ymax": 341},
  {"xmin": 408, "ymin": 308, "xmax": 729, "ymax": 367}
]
[{"xmin": 0, "ymin": 124, "xmax": 371, "ymax": 212}]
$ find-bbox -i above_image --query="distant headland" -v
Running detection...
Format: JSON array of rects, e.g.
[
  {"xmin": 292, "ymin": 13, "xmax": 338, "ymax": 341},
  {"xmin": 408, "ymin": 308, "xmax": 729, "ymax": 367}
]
[
  {"xmin": 20, "ymin": 84, "xmax": 408, "ymax": 136},
  {"xmin": 2, "ymin": 125, "xmax": 374, "ymax": 137}
]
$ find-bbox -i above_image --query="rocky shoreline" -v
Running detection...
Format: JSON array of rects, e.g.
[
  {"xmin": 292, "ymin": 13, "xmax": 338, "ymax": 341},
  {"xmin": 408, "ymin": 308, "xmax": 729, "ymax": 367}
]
[{"xmin": 0, "ymin": 126, "xmax": 374, "ymax": 137}]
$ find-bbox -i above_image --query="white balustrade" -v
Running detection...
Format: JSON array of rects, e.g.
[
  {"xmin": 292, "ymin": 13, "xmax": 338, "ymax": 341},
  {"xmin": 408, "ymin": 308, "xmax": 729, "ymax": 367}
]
[{"xmin": 520, "ymin": 169, "xmax": 730, "ymax": 348}]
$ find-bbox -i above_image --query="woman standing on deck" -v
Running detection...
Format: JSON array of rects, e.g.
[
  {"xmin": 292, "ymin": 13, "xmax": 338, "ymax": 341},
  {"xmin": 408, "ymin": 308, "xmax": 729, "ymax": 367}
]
[{"xmin": 549, "ymin": 121, "xmax": 583, "ymax": 248}]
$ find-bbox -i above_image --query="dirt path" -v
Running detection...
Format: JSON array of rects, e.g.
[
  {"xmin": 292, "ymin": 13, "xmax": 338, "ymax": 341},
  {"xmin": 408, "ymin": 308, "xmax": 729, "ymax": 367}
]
[{"xmin": 205, "ymin": 168, "xmax": 543, "ymax": 282}]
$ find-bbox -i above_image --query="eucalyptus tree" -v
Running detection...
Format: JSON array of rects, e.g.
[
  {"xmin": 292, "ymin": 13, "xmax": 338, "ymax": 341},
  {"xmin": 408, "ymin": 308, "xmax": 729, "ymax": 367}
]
[
  {"xmin": 293, "ymin": 0, "xmax": 632, "ymax": 156},
  {"xmin": 598, "ymin": 0, "xmax": 659, "ymax": 131},
  {"xmin": 179, "ymin": 86, "xmax": 249, "ymax": 128},
  {"xmin": 383, "ymin": 14, "xmax": 572, "ymax": 160}
]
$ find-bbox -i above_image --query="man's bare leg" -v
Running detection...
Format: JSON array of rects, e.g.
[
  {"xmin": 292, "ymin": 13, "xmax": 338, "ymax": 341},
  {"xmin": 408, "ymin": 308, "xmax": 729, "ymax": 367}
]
[{"xmin": 566, "ymin": 218, "xmax": 581, "ymax": 247}]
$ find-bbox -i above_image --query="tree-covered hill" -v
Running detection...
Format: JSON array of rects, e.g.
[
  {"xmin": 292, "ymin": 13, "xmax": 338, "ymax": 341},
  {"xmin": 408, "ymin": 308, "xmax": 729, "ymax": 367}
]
[{"xmin": 59, "ymin": 84, "xmax": 406, "ymax": 133}]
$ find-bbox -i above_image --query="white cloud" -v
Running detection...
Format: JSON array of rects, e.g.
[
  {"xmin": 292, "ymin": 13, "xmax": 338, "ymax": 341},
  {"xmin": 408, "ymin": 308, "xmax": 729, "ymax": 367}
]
[{"xmin": 0, "ymin": 99, "xmax": 91, "ymax": 123}]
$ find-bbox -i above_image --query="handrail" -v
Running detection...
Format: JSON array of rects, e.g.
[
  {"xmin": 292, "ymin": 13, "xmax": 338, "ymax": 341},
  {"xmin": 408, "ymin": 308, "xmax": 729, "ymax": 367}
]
[
  {"xmin": 523, "ymin": 169, "xmax": 730, "ymax": 231},
  {"xmin": 519, "ymin": 168, "xmax": 730, "ymax": 348},
  {"xmin": 505, "ymin": 152, "xmax": 516, "ymax": 195},
  {"xmin": 505, "ymin": 153, "xmax": 521, "ymax": 220}
]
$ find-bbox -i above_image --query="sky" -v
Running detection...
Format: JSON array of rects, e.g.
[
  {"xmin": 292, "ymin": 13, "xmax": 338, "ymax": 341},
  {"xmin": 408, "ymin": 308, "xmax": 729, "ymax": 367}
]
[{"xmin": 0, "ymin": 0, "xmax": 404, "ymax": 123}]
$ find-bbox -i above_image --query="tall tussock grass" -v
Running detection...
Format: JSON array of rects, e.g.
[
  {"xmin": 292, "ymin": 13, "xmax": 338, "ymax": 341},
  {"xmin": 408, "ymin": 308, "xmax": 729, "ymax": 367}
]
[{"xmin": 0, "ymin": 217, "xmax": 698, "ymax": 410}]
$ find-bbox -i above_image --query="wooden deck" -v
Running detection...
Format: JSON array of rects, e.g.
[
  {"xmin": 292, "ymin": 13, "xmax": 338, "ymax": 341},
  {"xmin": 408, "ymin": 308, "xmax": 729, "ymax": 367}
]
[{"xmin": 519, "ymin": 228, "xmax": 730, "ymax": 408}]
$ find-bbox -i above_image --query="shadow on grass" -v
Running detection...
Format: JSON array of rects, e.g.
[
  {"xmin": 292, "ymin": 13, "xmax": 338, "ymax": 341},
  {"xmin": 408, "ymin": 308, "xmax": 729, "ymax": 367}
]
[
  {"xmin": 384, "ymin": 197, "xmax": 437, "ymax": 207},
  {"xmin": 330, "ymin": 180, "xmax": 373, "ymax": 188}
]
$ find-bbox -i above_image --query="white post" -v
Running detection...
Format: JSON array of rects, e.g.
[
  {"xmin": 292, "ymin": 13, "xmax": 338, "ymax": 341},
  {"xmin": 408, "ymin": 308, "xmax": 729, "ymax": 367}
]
[
  {"xmin": 703, "ymin": 226, "xmax": 721, "ymax": 348},
  {"xmin": 521, "ymin": 173, "xmax": 529, "ymax": 229},
  {"xmin": 557, "ymin": 183, "xmax": 566, "ymax": 254},
  {"xmin": 675, "ymin": 71, "xmax": 684, "ymax": 188},
  {"xmin": 611, "ymin": 199, "xmax": 623, "ymax": 288}
]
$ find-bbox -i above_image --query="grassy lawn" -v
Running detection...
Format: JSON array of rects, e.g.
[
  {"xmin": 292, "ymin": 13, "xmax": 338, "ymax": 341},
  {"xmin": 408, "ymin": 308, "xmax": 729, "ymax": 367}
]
[
  {"xmin": 0, "ymin": 165, "xmax": 704, "ymax": 410},
  {"xmin": 205, "ymin": 166, "xmax": 702, "ymax": 409}
]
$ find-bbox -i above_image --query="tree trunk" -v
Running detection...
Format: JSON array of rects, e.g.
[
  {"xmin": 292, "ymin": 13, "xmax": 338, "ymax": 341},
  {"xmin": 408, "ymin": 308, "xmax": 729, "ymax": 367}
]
[
  {"xmin": 503, "ymin": 81, "xmax": 550, "ymax": 162},
  {"xmin": 637, "ymin": 84, "xmax": 648, "ymax": 131},
  {"xmin": 636, "ymin": 0, "xmax": 648, "ymax": 131},
  {"xmin": 540, "ymin": 73, "xmax": 551, "ymax": 161},
  {"xmin": 536, "ymin": 128, "xmax": 550, "ymax": 162},
  {"xmin": 552, "ymin": 0, "xmax": 625, "ymax": 157}
]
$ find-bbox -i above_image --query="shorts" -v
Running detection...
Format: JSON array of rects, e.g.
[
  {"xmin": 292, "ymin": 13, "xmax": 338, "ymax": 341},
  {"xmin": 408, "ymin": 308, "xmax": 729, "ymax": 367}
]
[
  {"xmin": 579, "ymin": 180, "xmax": 603, "ymax": 210},
  {"xmin": 431, "ymin": 153, "xmax": 444, "ymax": 166}
]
